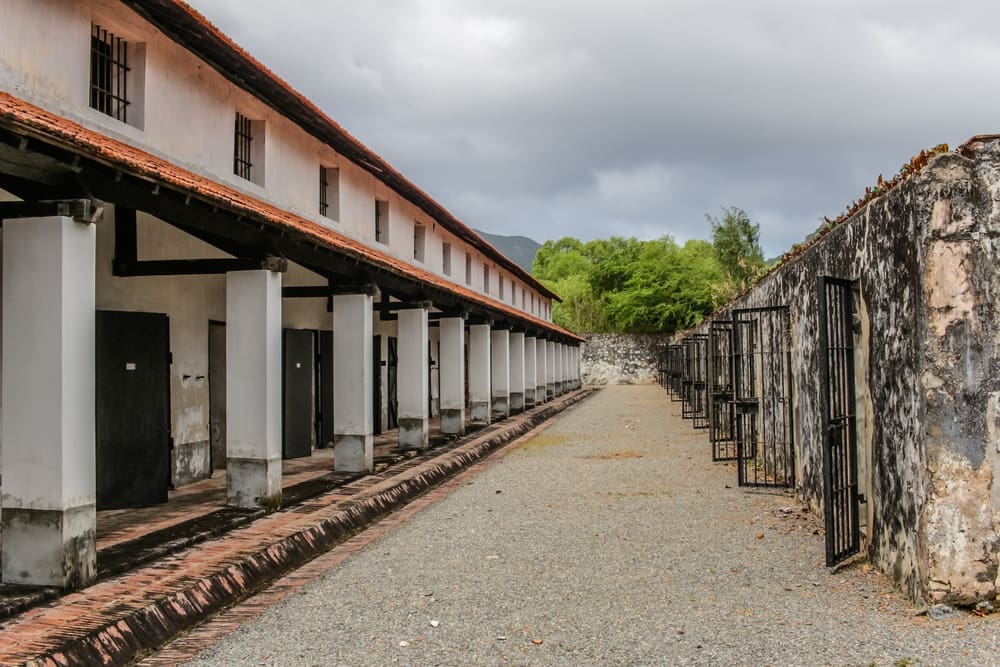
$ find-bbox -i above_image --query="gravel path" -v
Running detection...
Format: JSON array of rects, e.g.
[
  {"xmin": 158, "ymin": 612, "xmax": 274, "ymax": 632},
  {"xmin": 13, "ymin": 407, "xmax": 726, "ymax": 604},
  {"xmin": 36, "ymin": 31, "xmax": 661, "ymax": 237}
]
[{"xmin": 184, "ymin": 385, "xmax": 999, "ymax": 666}]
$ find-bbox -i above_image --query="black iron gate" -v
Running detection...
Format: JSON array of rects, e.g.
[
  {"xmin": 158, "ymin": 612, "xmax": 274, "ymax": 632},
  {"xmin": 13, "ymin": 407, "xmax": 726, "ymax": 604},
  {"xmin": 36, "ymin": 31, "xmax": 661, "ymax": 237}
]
[
  {"xmin": 818, "ymin": 276, "xmax": 861, "ymax": 567},
  {"xmin": 708, "ymin": 320, "xmax": 737, "ymax": 460},
  {"xmin": 681, "ymin": 337, "xmax": 696, "ymax": 418},
  {"xmin": 732, "ymin": 306, "xmax": 794, "ymax": 487},
  {"xmin": 689, "ymin": 334, "xmax": 709, "ymax": 429},
  {"xmin": 668, "ymin": 345, "xmax": 684, "ymax": 401}
]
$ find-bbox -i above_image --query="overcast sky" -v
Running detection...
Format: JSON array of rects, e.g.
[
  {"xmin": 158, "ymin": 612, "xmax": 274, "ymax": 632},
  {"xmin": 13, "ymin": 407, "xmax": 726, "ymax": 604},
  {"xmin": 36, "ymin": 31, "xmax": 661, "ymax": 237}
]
[{"xmin": 187, "ymin": 0, "xmax": 1000, "ymax": 257}]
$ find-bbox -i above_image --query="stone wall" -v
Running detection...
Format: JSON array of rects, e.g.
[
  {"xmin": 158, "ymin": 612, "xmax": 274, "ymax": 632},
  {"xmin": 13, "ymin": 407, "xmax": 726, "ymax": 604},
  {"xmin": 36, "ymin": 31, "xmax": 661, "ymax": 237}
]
[
  {"xmin": 580, "ymin": 333, "xmax": 671, "ymax": 385},
  {"xmin": 678, "ymin": 139, "xmax": 1000, "ymax": 606}
]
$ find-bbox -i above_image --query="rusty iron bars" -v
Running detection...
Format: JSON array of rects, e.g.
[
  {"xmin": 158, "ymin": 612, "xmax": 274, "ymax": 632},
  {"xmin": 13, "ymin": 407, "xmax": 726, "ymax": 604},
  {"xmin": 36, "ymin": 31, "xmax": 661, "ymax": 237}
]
[
  {"xmin": 708, "ymin": 320, "xmax": 737, "ymax": 460},
  {"xmin": 689, "ymin": 334, "xmax": 710, "ymax": 429},
  {"xmin": 668, "ymin": 345, "xmax": 684, "ymax": 401},
  {"xmin": 818, "ymin": 277, "xmax": 861, "ymax": 567},
  {"xmin": 681, "ymin": 337, "xmax": 697, "ymax": 419},
  {"xmin": 731, "ymin": 306, "xmax": 795, "ymax": 488}
]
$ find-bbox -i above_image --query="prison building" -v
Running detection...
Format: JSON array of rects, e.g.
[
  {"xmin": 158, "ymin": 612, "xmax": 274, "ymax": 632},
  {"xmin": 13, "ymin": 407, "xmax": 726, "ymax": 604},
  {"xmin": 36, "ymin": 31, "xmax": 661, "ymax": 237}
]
[
  {"xmin": 0, "ymin": 0, "xmax": 583, "ymax": 589},
  {"xmin": 666, "ymin": 140, "xmax": 1000, "ymax": 606}
]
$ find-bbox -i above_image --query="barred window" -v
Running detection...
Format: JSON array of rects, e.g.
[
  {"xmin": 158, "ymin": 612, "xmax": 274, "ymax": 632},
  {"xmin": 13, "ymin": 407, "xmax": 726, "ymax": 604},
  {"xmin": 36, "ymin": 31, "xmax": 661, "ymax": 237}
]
[
  {"xmin": 375, "ymin": 199, "xmax": 389, "ymax": 243},
  {"xmin": 90, "ymin": 23, "xmax": 130, "ymax": 123},
  {"xmin": 234, "ymin": 112, "xmax": 253, "ymax": 180},
  {"xmin": 319, "ymin": 166, "xmax": 339, "ymax": 220}
]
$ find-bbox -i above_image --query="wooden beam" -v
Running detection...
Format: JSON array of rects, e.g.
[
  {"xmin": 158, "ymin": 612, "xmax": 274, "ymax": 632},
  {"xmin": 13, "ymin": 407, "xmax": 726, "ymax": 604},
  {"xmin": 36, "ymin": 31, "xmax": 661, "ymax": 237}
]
[
  {"xmin": 0, "ymin": 198, "xmax": 101, "ymax": 224},
  {"xmin": 113, "ymin": 256, "xmax": 287, "ymax": 277},
  {"xmin": 372, "ymin": 300, "xmax": 434, "ymax": 312}
]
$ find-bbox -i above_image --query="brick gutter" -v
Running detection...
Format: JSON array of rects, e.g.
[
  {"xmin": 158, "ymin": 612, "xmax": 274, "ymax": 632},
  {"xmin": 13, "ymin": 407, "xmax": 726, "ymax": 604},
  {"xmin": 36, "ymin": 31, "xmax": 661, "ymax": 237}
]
[{"xmin": 0, "ymin": 389, "xmax": 594, "ymax": 666}]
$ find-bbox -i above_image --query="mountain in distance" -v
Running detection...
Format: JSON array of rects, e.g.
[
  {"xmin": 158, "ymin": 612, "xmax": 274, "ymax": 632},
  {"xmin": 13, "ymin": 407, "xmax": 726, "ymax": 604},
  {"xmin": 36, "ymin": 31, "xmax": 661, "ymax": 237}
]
[{"xmin": 474, "ymin": 229, "xmax": 542, "ymax": 274}]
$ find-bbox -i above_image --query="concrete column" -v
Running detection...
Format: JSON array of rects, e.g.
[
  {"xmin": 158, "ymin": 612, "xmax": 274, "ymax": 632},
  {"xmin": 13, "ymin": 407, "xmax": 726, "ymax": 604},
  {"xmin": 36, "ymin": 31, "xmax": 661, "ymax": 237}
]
[
  {"xmin": 333, "ymin": 293, "xmax": 374, "ymax": 471},
  {"xmin": 439, "ymin": 316, "xmax": 465, "ymax": 435},
  {"xmin": 536, "ymin": 338, "xmax": 548, "ymax": 403},
  {"xmin": 491, "ymin": 328, "xmax": 510, "ymax": 420},
  {"xmin": 429, "ymin": 326, "xmax": 440, "ymax": 417},
  {"xmin": 524, "ymin": 336, "xmax": 537, "ymax": 408},
  {"xmin": 572, "ymin": 346, "xmax": 580, "ymax": 388},
  {"xmin": 469, "ymin": 323, "xmax": 491, "ymax": 423},
  {"xmin": 509, "ymin": 332, "xmax": 526, "ymax": 413},
  {"xmin": 2, "ymin": 216, "xmax": 96, "ymax": 587},
  {"xmin": 555, "ymin": 343, "xmax": 564, "ymax": 395},
  {"xmin": 397, "ymin": 307, "xmax": 429, "ymax": 450},
  {"xmin": 546, "ymin": 340, "xmax": 556, "ymax": 400},
  {"xmin": 226, "ymin": 269, "xmax": 283, "ymax": 509}
]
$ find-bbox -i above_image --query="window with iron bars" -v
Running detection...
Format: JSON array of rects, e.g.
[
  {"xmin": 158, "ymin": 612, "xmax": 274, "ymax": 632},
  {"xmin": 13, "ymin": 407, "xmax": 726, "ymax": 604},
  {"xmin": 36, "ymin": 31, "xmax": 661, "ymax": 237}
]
[
  {"xmin": 90, "ymin": 23, "xmax": 130, "ymax": 123},
  {"xmin": 319, "ymin": 166, "xmax": 339, "ymax": 220},
  {"xmin": 234, "ymin": 112, "xmax": 254, "ymax": 181},
  {"xmin": 375, "ymin": 199, "xmax": 389, "ymax": 243}
]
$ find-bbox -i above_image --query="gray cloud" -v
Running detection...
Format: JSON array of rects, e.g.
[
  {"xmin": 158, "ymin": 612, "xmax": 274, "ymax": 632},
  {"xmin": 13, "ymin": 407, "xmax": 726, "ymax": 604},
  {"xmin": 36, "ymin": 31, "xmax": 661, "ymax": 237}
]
[{"xmin": 188, "ymin": 0, "xmax": 1000, "ymax": 256}]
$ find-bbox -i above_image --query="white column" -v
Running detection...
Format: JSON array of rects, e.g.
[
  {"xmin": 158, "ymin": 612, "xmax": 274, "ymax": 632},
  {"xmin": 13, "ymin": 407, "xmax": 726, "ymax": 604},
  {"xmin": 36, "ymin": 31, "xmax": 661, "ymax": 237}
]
[
  {"xmin": 561, "ymin": 344, "xmax": 569, "ymax": 392},
  {"xmin": 491, "ymin": 328, "xmax": 510, "ymax": 420},
  {"xmin": 469, "ymin": 323, "xmax": 491, "ymax": 423},
  {"xmin": 546, "ymin": 340, "xmax": 556, "ymax": 399},
  {"xmin": 509, "ymin": 332, "xmax": 526, "ymax": 413},
  {"xmin": 572, "ymin": 346, "xmax": 580, "ymax": 388},
  {"xmin": 333, "ymin": 293, "xmax": 374, "ymax": 471},
  {"xmin": 397, "ymin": 307, "xmax": 429, "ymax": 450},
  {"xmin": 524, "ymin": 336, "xmax": 537, "ymax": 408},
  {"xmin": 226, "ymin": 269, "xmax": 283, "ymax": 508},
  {"xmin": 536, "ymin": 338, "xmax": 547, "ymax": 403},
  {"xmin": 556, "ymin": 343, "xmax": 565, "ymax": 395},
  {"xmin": 429, "ymin": 325, "xmax": 440, "ymax": 417},
  {"xmin": 439, "ymin": 316, "xmax": 465, "ymax": 435},
  {"xmin": 2, "ymin": 216, "xmax": 96, "ymax": 587}
]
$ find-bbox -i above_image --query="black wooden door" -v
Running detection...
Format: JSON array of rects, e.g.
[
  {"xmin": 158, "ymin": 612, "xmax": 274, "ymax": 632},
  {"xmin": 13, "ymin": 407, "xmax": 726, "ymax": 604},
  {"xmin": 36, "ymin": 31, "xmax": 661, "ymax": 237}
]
[
  {"xmin": 732, "ymin": 306, "xmax": 794, "ymax": 488},
  {"xmin": 818, "ymin": 277, "xmax": 861, "ymax": 567},
  {"xmin": 208, "ymin": 321, "xmax": 226, "ymax": 470},
  {"xmin": 96, "ymin": 310, "xmax": 171, "ymax": 509},
  {"xmin": 283, "ymin": 328, "xmax": 315, "ymax": 459},
  {"xmin": 318, "ymin": 330, "xmax": 334, "ymax": 448},
  {"xmin": 373, "ymin": 335, "xmax": 383, "ymax": 436},
  {"xmin": 387, "ymin": 336, "xmax": 399, "ymax": 430}
]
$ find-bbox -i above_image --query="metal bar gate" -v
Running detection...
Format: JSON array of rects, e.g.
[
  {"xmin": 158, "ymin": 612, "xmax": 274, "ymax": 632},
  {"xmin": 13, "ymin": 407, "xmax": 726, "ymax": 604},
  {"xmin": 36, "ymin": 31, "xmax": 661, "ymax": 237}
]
[
  {"xmin": 732, "ymin": 306, "xmax": 794, "ymax": 487},
  {"xmin": 668, "ymin": 345, "xmax": 684, "ymax": 401},
  {"xmin": 690, "ymin": 334, "xmax": 709, "ymax": 429},
  {"xmin": 818, "ymin": 277, "xmax": 861, "ymax": 567},
  {"xmin": 708, "ymin": 320, "xmax": 736, "ymax": 460}
]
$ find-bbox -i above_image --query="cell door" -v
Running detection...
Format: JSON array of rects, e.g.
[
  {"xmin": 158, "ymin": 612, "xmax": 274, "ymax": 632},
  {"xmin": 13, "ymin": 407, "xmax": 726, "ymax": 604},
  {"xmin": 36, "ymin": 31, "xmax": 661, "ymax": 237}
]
[
  {"xmin": 709, "ymin": 320, "xmax": 737, "ymax": 461},
  {"xmin": 818, "ymin": 277, "xmax": 860, "ymax": 567},
  {"xmin": 283, "ymin": 328, "xmax": 315, "ymax": 459},
  {"xmin": 208, "ymin": 321, "xmax": 226, "ymax": 470},
  {"xmin": 690, "ymin": 334, "xmax": 710, "ymax": 429},
  {"xmin": 732, "ymin": 306, "xmax": 794, "ymax": 488},
  {"xmin": 373, "ymin": 335, "xmax": 383, "ymax": 436},
  {"xmin": 668, "ymin": 345, "xmax": 684, "ymax": 401},
  {"xmin": 318, "ymin": 330, "xmax": 335, "ymax": 449},
  {"xmin": 387, "ymin": 336, "xmax": 399, "ymax": 430},
  {"xmin": 681, "ymin": 338, "xmax": 696, "ymax": 418},
  {"xmin": 96, "ymin": 310, "xmax": 171, "ymax": 509}
]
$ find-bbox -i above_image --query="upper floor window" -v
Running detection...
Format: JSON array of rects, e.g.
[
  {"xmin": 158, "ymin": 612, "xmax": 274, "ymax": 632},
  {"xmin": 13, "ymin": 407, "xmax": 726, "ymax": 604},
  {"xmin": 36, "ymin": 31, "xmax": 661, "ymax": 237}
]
[
  {"xmin": 375, "ymin": 199, "xmax": 389, "ymax": 244},
  {"xmin": 234, "ymin": 112, "xmax": 265, "ymax": 185},
  {"xmin": 483, "ymin": 265, "xmax": 490, "ymax": 293},
  {"xmin": 320, "ymin": 166, "xmax": 339, "ymax": 220},
  {"xmin": 521, "ymin": 288, "xmax": 525, "ymax": 309},
  {"xmin": 465, "ymin": 254, "xmax": 472, "ymax": 285},
  {"xmin": 413, "ymin": 223, "xmax": 426, "ymax": 262},
  {"xmin": 442, "ymin": 242, "xmax": 452, "ymax": 276},
  {"xmin": 90, "ymin": 23, "xmax": 144, "ymax": 128},
  {"xmin": 499, "ymin": 275, "xmax": 505, "ymax": 300}
]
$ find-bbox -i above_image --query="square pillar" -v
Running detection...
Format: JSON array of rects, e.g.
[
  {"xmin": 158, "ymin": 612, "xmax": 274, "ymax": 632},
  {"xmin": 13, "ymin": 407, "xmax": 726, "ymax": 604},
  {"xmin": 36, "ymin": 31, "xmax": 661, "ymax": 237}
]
[
  {"xmin": 429, "ymin": 326, "xmax": 440, "ymax": 417},
  {"xmin": 397, "ymin": 307, "xmax": 429, "ymax": 450},
  {"xmin": 559, "ymin": 344, "xmax": 567, "ymax": 394},
  {"xmin": 226, "ymin": 269, "xmax": 283, "ymax": 508},
  {"xmin": 524, "ymin": 336, "xmax": 537, "ymax": 407},
  {"xmin": 439, "ymin": 316, "xmax": 465, "ymax": 435},
  {"xmin": 509, "ymin": 332, "xmax": 526, "ymax": 413},
  {"xmin": 491, "ymin": 329, "xmax": 510, "ymax": 420},
  {"xmin": 469, "ymin": 323, "xmax": 492, "ymax": 423},
  {"xmin": 2, "ymin": 216, "xmax": 97, "ymax": 587},
  {"xmin": 536, "ymin": 338, "xmax": 547, "ymax": 403},
  {"xmin": 546, "ymin": 340, "xmax": 556, "ymax": 400},
  {"xmin": 333, "ymin": 293, "xmax": 374, "ymax": 471},
  {"xmin": 572, "ymin": 346, "xmax": 580, "ymax": 388}
]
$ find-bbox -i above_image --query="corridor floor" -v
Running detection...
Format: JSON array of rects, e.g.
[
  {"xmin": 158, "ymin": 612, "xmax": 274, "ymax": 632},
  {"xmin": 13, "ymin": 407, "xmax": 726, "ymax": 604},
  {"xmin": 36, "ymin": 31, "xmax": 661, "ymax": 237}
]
[{"xmin": 178, "ymin": 385, "xmax": 999, "ymax": 666}]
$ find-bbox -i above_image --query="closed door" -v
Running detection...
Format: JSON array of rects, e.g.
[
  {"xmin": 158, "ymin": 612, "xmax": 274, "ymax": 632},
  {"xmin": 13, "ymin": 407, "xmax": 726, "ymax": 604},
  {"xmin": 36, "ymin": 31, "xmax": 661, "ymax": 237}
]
[
  {"xmin": 96, "ymin": 310, "xmax": 171, "ymax": 509},
  {"xmin": 208, "ymin": 321, "xmax": 226, "ymax": 470},
  {"xmin": 283, "ymin": 328, "xmax": 315, "ymax": 459}
]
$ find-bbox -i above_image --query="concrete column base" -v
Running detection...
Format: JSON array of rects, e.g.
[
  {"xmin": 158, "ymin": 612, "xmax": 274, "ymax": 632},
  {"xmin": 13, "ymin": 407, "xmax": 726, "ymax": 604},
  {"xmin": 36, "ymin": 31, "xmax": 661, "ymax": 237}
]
[
  {"xmin": 491, "ymin": 396, "xmax": 510, "ymax": 421},
  {"xmin": 524, "ymin": 388, "xmax": 535, "ymax": 408},
  {"xmin": 334, "ymin": 434, "xmax": 374, "ymax": 472},
  {"xmin": 1, "ymin": 505, "xmax": 96, "ymax": 588},
  {"xmin": 398, "ymin": 417, "xmax": 429, "ymax": 450},
  {"xmin": 547, "ymin": 384, "xmax": 555, "ymax": 400},
  {"xmin": 430, "ymin": 398, "xmax": 440, "ymax": 418},
  {"xmin": 226, "ymin": 456, "xmax": 282, "ymax": 508},
  {"xmin": 470, "ymin": 401, "xmax": 491, "ymax": 423},
  {"xmin": 510, "ymin": 391, "xmax": 525, "ymax": 413},
  {"xmin": 441, "ymin": 408, "xmax": 466, "ymax": 436}
]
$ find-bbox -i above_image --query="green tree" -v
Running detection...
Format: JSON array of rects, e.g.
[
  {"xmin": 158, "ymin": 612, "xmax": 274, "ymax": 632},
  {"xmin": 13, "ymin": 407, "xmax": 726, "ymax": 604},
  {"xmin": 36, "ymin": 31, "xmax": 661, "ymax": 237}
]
[{"xmin": 708, "ymin": 207, "xmax": 765, "ymax": 290}]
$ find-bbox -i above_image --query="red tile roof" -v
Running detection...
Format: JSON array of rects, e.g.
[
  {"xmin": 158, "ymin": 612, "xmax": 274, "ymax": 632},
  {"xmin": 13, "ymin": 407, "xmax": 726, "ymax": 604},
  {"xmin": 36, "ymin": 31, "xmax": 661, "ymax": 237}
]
[
  {"xmin": 119, "ymin": 0, "xmax": 560, "ymax": 302},
  {"xmin": 0, "ymin": 92, "xmax": 582, "ymax": 343}
]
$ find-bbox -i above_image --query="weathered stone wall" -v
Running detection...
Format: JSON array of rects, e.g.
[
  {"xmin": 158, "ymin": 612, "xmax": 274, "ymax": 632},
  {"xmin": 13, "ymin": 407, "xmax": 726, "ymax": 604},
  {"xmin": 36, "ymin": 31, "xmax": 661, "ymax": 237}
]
[
  {"xmin": 682, "ymin": 142, "xmax": 1000, "ymax": 605},
  {"xmin": 580, "ymin": 334, "xmax": 672, "ymax": 385}
]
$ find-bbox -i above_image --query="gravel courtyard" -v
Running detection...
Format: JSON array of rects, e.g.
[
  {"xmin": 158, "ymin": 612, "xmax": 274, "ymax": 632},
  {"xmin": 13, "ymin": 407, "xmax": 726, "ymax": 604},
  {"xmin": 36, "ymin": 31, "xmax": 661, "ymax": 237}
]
[{"xmin": 184, "ymin": 385, "xmax": 999, "ymax": 666}]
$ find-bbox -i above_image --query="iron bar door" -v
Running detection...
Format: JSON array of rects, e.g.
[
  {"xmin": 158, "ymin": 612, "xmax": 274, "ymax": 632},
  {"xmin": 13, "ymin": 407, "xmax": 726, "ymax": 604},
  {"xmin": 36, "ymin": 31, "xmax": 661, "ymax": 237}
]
[
  {"xmin": 691, "ymin": 334, "xmax": 709, "ymax": 429},
  {"xmin": 681, "ymin": 337, "xmax": 696, "ymax": 419},
  {"xmin": 669, "ymin": 345, "xmax": 684, "ymax": 401},
  {"xmin": 709, "ymin": 320, "xmax": 737, "ymax": 460},
  {"xmin": 732, "ymin": 306, "xmax": 794, "ymax": 487},
  {"xmin": 818, "ymin": 277, "xmax": 861, "ymax": 567}
]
